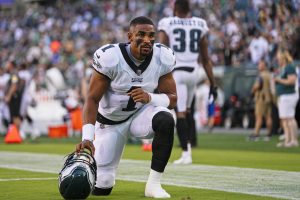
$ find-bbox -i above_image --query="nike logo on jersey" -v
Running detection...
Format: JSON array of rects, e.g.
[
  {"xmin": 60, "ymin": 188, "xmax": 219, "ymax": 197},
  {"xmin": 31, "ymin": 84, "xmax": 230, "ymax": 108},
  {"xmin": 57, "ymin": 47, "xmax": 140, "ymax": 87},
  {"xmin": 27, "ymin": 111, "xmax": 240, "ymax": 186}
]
[
  {"xmin": 96, "ymin": 53, "xmax": 100, "ymax": 59},
  {"xmin": 131, "ymin": 77, "xmax": 143, "ymax": 83}
]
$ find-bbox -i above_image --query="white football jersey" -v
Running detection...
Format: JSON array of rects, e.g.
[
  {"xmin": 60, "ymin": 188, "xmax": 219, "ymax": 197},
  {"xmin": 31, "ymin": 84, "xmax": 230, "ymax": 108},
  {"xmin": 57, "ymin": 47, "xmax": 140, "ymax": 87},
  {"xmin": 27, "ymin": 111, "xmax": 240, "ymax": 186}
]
[
  {"xmin": 92, "ymin": 43, "xmax": 175, "ymax": 121},
  {"xmin": 0, "ymin": 73, "xmax": 9, "ymax": 99},
  {"xmin": 158, "ymin": 16, "xmax": 209, "ymax": 69}
]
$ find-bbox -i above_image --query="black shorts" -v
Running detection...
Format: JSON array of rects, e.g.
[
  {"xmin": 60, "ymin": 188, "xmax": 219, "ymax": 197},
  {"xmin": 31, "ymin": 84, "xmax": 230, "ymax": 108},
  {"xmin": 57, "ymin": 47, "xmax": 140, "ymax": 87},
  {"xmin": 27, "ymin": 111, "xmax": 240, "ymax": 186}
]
[{"xmin": 8, "ymin": 94, "xmax": 22, "ymax": 118}]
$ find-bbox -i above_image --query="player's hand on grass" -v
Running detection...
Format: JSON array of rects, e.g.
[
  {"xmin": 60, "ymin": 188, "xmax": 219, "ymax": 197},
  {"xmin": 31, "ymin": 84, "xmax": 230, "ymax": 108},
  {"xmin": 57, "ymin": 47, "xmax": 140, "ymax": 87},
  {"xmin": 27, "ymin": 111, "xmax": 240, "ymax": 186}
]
[{"xmin": 75, "ymin": 140, "xmax": 95, "ymax": 155}]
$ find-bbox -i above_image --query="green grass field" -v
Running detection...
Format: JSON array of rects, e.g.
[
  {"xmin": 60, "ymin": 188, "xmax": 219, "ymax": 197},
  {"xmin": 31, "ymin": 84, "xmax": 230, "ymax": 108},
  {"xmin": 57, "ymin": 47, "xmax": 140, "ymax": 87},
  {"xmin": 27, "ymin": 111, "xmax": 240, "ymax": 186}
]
[{"xmin": 0, "ymin": 133, "xmax": 299, "ymax": 200}]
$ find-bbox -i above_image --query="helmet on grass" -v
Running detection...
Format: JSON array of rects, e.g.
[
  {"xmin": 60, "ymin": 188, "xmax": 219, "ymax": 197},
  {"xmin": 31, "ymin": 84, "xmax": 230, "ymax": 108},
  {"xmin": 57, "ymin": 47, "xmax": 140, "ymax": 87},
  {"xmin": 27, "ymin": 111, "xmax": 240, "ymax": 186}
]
[{"xmin": 58, "ymin": 150, "xmax": 97, "ymax": 200}]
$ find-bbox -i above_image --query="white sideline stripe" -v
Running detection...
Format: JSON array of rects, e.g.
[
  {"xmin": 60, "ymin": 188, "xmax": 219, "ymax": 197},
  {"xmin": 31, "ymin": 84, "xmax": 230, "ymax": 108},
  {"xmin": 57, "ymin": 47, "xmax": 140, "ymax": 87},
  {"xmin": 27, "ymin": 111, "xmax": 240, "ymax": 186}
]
[
  {"xmin": 0, "ymin": 177, "xmax": 56, "ymax": 182},
  {"xmin": 0, "ymin": 151, "xmax": 299, "ymax": 200}
]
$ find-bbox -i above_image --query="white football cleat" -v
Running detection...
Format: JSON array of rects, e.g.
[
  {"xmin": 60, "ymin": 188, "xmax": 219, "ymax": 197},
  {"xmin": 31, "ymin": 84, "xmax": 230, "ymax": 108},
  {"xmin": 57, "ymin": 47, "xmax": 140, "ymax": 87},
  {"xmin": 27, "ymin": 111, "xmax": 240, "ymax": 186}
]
[
  {"xmin": 145, "ymin": 182, "xmax": 170, "ymax": 198},
  {"xmin": 173, "ymin": 151, "xmax": 192, "ymax": 164}
]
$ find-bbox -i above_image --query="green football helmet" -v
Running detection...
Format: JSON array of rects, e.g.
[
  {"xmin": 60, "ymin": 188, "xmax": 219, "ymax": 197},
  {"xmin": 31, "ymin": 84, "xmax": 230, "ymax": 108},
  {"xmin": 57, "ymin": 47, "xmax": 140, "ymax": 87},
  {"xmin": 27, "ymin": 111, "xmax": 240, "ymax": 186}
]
[{"xmin": 58, "ymin": 150, "xmax": 97, "ymax": 200}]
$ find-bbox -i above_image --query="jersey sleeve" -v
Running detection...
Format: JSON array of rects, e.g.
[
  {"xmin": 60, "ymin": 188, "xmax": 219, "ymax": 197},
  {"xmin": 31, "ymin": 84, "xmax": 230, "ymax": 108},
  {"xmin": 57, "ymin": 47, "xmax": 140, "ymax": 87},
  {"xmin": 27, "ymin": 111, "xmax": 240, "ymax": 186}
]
[
  {"xmin": 199, "ymin": 19, "xmax": 209, "ymax": 38},
  {"xmin": 158, "ymin": 17, "xmax": 170, "ymax": 34},
  {"xmin": 92, "ymin": 44, "xmax": 119, "ymax": 79},
  {"xmin": 158, "ymin": 44, "xmax": 176, "ymax": 75}
]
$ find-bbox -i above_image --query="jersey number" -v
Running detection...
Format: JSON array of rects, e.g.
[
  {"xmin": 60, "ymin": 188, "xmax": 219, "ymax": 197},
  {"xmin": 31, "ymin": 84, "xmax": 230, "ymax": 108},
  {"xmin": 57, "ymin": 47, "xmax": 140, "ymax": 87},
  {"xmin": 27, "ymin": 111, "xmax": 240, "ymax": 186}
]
[
  {"xmin": 101, "ymin": 44, "xmax": 114, "ymax": 52},
  {"xmin": 122, "ymin": 86, "xmax": 140, "ymax": 111},
  {"xmin": 173, "ymin": 28, "xmax": 202, "ymax": 53}
]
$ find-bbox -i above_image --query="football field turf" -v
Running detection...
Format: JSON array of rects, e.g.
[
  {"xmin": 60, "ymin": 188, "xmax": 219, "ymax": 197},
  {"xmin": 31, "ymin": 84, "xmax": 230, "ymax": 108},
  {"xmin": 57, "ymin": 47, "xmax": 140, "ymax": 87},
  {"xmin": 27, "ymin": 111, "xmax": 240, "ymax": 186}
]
[{"xmin": 0, "ymin": 133, "xmax": 300, "ymax": 200}]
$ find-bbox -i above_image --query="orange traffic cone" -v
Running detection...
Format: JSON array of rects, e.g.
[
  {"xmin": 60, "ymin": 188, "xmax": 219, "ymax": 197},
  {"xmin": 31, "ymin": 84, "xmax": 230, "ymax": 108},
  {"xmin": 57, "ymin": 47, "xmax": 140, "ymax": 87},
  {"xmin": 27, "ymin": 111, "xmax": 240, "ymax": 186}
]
[
  {"xmin": 142, "ymin": 143, "xmax": 152, "ymax": 152},
  {"xmin": 4, "ymin": 124, "xmax": 22, "ymax": 144}
]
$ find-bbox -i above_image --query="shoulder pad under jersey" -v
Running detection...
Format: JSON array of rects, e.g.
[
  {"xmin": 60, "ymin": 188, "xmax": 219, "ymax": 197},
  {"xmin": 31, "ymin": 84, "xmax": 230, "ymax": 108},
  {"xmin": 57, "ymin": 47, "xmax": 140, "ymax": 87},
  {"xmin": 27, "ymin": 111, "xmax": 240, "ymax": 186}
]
[
  {"xmin": 93, "ymin": 44, "xmax": 119, "ymax": 69},
  {"xmin": 158, "ymin": 17, "xmax": 170, "ymax": 32},
  {"xmin": 156, "ymin": 43, "xmax": 176, "ymax": 67},
  {"xmin": 194, "ymin": 17, "xmax": 209, "ymax": 37}
]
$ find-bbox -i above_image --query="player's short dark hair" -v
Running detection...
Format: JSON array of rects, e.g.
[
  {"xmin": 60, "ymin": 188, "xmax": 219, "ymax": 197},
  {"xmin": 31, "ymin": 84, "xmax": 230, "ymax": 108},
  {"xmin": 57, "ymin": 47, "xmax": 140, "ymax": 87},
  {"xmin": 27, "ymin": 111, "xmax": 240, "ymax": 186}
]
[
  {"xmin": 130, "ymin": 16, "xmax": 155, "ymax": 27},
  {"xmin": 174, "ymin": 0, "xmax": 190, "ymax": 14}
]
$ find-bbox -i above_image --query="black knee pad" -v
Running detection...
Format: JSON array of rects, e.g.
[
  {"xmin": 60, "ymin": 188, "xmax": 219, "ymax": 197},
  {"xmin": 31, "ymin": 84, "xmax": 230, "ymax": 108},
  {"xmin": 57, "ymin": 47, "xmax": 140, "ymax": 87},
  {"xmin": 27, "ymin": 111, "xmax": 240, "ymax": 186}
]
[
  {"xmin": 151, "ymin": 111, "xmax": 175, "ymax": 172},
  {"xmin": 92, "ymin": 187, "xmax": 113, "ymax": 196},
  {"xmin": 152, "ymin": 111, "xmax": 175, "ymax": 135}
]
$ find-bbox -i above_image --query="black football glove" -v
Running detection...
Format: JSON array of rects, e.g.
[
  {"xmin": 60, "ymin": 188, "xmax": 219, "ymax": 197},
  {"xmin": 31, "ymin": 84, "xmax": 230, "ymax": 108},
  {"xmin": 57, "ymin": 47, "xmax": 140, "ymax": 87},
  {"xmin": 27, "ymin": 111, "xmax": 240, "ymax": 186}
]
[{"xmin": 209, "ymin": 85, "xmax": 218, "ymax": 103}]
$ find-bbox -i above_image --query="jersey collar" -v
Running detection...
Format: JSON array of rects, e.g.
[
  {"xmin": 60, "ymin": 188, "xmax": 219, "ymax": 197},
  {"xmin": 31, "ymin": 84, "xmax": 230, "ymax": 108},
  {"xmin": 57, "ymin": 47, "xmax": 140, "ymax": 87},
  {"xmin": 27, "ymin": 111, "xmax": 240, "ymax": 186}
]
[{"xmin": 119, "ymin": 43, "xmax": 153, "ymax": 76}]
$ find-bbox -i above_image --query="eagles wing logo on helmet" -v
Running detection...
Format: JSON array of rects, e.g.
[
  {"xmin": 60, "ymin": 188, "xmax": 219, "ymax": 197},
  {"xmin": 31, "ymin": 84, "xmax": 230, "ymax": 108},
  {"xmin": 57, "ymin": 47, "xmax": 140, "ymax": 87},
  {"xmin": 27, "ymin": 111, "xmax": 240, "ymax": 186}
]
[{"xmin": 58, "ymin": 150, "xmax": 97, "ymax": 200}]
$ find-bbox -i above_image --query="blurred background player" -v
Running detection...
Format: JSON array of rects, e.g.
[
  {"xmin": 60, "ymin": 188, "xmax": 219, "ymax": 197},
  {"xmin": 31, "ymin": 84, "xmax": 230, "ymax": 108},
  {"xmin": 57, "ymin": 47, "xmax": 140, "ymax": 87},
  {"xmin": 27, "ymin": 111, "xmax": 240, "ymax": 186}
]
[
  {"xmin": 0, "ymin": 66, "xmax": 10, "ymax": 133},
  {"xmin": 158, "ymin": 0, "xmax": 217, "ymax": 164},
  {"xmin": 18, "ymin": 62, "xmax": 39, "ymax": 139},
  {"xmin": 4, "ymin": 61, "xmax": 25, "ymax": 136}
]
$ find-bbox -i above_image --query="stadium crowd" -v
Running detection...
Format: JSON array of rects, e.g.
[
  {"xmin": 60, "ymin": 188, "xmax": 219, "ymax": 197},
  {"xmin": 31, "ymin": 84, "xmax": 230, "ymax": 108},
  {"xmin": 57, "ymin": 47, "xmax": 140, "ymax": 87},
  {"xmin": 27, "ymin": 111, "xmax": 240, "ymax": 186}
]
[
  {"xmin": 1, "ymin": 0, "xmax": 300, "ymax": 73},
  {"xmin": 0, "ymin": 0, "xmax": 300, "ymax": 137}
]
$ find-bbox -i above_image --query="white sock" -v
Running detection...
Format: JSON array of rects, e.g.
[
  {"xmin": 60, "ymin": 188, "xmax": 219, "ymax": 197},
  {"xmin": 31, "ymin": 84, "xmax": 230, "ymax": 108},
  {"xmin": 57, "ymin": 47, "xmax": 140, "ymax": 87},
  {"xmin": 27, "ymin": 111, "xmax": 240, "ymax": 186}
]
[
  {"xmin": 187, "ymin": 143, "xmax": 192, "ymax": 155},
  {"xmin": 145, "ymin": 169, "xmax": 170, "ymax": 198},
  {"xmin": 147, "ymin": 169, "xmax": 162, "ymax": 184},
  {"xmin": 182, "ymin": 151, "xmax": 190, "ymax": 158}
]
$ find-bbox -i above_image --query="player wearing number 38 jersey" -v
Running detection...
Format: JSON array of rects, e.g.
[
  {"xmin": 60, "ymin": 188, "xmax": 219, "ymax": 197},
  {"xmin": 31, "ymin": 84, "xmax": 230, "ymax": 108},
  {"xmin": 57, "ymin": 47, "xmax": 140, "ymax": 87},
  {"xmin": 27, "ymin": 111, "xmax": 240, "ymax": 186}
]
[
  {"xmin": 158, "ymin": 0, "xmax": 217, "ymax": 165},
  {"xmin": 158, "ymin": 14, "xmax": 209, "ymax": 71},
  {"xmin": 75, "ymin": 16, "xmax": 177, "ymax": 199}
]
